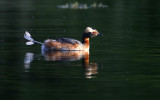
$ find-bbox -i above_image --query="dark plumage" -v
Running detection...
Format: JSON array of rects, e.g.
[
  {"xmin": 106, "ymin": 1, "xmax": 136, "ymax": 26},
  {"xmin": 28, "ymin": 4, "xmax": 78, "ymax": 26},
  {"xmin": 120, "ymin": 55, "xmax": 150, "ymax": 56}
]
[{"xmin": 55, "ymin": 38, "xmax": 82, "ymax": 45}]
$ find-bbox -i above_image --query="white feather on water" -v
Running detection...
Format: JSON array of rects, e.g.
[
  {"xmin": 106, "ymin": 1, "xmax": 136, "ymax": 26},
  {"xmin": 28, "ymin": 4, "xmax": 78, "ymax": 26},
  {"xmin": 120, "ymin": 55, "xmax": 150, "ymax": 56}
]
[{"xmin": 26, "ymin": 41, "xmax": 34, "ymax": 45}]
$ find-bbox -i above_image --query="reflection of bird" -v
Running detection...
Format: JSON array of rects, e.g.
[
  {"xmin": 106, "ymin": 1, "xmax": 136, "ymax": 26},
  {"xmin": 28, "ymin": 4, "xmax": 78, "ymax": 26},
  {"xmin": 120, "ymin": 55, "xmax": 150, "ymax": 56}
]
[
  {"xmin": 44, "ymin": 51, "xmax": 85, "ymax": 61},
  {"xmin": 24, "ymin": 51, "xmax": 99, "ymax": 78},
  {"xmin": 24, "ymin": 27, "xmax": 103, "ymax": 51},
  {"xmin": 44, "ymin": 51, "xmax": 99, "ymax": 78}
]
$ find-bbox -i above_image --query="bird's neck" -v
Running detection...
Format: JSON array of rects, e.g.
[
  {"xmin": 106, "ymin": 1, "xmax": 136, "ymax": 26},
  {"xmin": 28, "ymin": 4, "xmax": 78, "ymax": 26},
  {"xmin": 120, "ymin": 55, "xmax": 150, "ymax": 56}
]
[{"xmin": 82, "ymin": 37, "xmax": 90, "ymax": 51}]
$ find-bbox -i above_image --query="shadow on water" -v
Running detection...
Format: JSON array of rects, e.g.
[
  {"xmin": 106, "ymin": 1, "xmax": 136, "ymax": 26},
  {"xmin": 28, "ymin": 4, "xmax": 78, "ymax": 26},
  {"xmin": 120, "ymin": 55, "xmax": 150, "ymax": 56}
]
[{"xmin": 24, "ymin": 51, "xmax": 99, "ymax": 79}]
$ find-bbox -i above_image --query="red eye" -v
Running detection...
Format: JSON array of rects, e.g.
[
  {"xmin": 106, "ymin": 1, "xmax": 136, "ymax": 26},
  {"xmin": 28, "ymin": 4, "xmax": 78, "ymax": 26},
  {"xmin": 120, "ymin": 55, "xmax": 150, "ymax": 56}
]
[{"xmin": 92, "ymin": 31, "xmax": 96, "ymax": 34}]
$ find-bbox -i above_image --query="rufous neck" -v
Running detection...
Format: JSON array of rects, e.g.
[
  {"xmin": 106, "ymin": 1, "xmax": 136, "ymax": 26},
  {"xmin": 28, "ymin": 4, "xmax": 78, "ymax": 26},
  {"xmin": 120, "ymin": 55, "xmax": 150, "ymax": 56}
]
[
  {"xmin": 82, "ymin": 38, "xmax": 89, "ymax": 44},
  {"xmin": 82, "ymin": 38, "xmax": 90, "ymax": 50}
]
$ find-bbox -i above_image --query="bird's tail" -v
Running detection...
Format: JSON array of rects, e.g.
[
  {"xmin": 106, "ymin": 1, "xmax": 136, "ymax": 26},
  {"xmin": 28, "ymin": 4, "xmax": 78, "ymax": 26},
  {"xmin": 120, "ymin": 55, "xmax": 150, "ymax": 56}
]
[{"xmin": 24, "ymin": 31, "xmax": 43, "ymax": 45}]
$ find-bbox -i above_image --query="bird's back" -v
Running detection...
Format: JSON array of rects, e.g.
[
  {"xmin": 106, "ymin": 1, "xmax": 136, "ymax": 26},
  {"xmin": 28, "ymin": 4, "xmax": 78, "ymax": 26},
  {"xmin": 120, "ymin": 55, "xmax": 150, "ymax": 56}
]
[
  {"xmin": 55, "ymin": 38, "xmax": 82, "ymax": 45},
  {"xmin": 42, "ymin": 38, "xmax": 84, "ymax": 51}
]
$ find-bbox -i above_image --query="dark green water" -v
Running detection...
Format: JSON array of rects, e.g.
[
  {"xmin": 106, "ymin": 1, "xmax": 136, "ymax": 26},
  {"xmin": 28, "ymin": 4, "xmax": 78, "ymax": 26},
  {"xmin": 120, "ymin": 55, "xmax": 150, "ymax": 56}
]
[{"xmin": 1, "ymin": 0, "xmax": 160, "ymax": 100}]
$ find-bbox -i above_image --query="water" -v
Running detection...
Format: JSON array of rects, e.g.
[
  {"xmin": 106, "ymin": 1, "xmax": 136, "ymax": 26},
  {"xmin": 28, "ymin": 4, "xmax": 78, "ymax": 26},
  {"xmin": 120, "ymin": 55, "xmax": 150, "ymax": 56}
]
[{"xmin": 1, "ymin": 0, "xmax": 160, "ymax": 100}]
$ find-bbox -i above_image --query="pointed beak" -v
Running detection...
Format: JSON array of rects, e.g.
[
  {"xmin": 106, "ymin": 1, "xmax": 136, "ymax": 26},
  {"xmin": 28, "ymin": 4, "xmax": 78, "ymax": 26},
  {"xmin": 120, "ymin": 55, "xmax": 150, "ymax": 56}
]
[{"xmin": 98, "ymin": 33, "xmax": 103, "ymax": 36}]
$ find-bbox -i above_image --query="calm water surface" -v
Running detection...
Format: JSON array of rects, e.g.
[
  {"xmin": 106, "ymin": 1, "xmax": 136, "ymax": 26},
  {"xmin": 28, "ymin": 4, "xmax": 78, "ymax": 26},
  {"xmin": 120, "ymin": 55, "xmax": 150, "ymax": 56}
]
[{"xmin": 0, "ymin": 0, "xmax": 160, "ymax": 100}]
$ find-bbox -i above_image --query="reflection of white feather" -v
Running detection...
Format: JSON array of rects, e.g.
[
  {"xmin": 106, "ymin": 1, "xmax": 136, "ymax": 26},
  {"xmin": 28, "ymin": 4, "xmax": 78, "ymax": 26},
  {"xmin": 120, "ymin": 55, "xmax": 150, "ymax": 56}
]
[
  {"xmin": 24, "ymin": 52, "xmax": 34, "ymax": 64},
  {"xmin": 24, "ymin": 52, "xmax": 34, "ymax": 72}
]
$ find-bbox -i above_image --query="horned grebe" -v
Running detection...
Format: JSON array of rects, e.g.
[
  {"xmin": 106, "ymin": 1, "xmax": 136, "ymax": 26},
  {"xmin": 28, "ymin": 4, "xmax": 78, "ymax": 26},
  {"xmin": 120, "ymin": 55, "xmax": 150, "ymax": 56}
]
[{"xmin": 24, "ymin": 27, "xmax": 103, "ymax": 51}]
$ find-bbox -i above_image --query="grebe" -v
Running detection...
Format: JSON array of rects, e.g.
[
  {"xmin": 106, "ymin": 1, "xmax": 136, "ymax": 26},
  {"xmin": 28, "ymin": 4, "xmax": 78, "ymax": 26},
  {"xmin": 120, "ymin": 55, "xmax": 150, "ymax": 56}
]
[{"xmin": 24, "ymin": 27, "xmax": 103, "ymax": 51}]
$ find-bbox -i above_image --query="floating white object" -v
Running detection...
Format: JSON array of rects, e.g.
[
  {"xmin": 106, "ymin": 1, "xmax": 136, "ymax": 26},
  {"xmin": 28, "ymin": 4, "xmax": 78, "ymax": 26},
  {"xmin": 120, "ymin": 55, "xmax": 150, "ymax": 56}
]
[
  {"xmin": 24, "ymin": 31, "xmax": 43, "ymax": 45},
  {"xmin": 26, "ymin": 41, "xmax": 34, "ymax": 45},
  {"xmin": 24, "ymin": 31, "xmax": 33, "ymax": 41}
]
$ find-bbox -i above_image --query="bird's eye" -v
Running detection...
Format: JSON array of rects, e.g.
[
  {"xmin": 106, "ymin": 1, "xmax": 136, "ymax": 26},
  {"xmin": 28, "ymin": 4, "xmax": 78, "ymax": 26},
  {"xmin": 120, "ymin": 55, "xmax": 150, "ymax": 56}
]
[{"xmin": 92, "ymin": 31, "xmax": 96, "ymax": 34}]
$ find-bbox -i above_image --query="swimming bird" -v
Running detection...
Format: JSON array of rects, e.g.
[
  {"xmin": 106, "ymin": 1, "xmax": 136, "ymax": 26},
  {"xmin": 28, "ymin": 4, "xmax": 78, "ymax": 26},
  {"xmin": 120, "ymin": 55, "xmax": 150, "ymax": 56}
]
[{"xmin": 24, "ymin": 27, "xmax": 103, "ymax": 51}]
